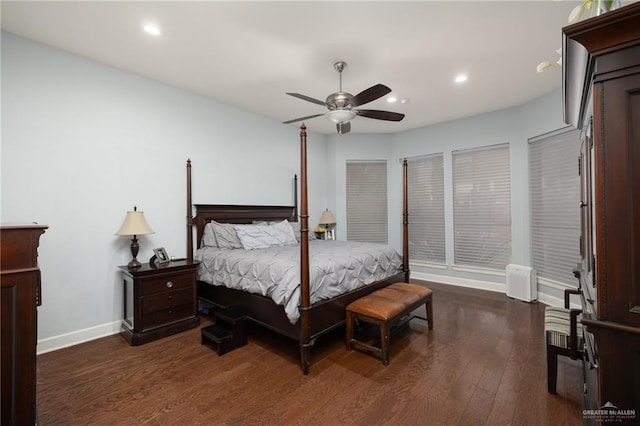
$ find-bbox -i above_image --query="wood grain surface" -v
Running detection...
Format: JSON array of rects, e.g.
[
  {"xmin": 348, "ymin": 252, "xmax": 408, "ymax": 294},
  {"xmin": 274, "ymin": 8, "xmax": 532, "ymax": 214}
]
[{"xmin": 36, "ymin": 280, "xmax": 582, "ymax": 425}]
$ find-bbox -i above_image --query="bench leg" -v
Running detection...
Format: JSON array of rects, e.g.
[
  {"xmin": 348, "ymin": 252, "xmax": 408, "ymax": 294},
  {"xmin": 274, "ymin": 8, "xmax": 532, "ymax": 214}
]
[
  {"xmin": 426, "ymin": 296, "xmax": 433, "ymax": 330},
  {"xmin": 346, "ymin": 311, "xmax": 353, "ymax": 351},
  {"xmin": 380, "ymin": 321, "xmax": 390, "ymax": 365}
]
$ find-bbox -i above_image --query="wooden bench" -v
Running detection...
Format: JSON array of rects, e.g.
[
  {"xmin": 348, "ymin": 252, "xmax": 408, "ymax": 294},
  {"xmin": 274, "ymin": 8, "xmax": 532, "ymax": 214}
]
[{"xmin": 346, "ymin": 282, "xmax": 433, "ymax": 365}]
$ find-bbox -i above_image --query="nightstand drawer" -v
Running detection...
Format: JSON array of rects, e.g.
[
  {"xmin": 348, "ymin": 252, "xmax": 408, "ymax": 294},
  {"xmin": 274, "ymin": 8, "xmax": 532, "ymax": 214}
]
[
  {"xmin": 142, "ymin": 303, "xmax": 194, "ymax": 331},
  {"xmin": 141, "ymin": 288, "xmax": 195, "ymax": 314},
  {"xmin": 140, "ymin": 272, "xmax": 194, "ymax": 296}
]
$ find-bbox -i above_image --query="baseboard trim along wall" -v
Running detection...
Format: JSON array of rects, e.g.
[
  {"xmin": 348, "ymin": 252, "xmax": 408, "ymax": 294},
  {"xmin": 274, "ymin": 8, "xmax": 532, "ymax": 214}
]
[
  {"xmin": 37, "ymin": 320, "xmax": 121, "ymax": 355},
  {"xmin": 411, "ymin": 271, "xmax": 505, "ymax": 293},
  {"xmin": 412, "ymin": 271, "xmax": 567, "ymax": 308}
]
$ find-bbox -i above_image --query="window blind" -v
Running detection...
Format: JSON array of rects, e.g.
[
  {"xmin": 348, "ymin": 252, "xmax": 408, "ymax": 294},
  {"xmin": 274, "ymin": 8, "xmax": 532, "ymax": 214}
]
[
  {"xmin": 407, "ymin": 154, "xmax": 445, "ymax": 263},
  {"xmin": 529, "ymin": 129, "xmax": 581, "ymax": 285},
  {"xmin": 452, "ymin": 144, "xmax": 511, "ymax": 269},
  {"xmin": 346, "ymin": 161, "xmax": 388, "ymax": 243}
]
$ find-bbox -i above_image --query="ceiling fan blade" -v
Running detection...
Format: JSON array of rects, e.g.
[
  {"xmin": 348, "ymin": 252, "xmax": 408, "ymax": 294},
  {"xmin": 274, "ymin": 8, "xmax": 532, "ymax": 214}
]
[
  {"xmin": 350, "ymin": 84, "xmax": 391, "ymax": 107},
  {"xmin": 336, "ymin": 121, "xmax": 351, "ymax": 135},
  {"xmin": 286, "ymin": 93, "xmax": 327, "ymax": 106},
  {"xmin": 282, "ymin": 113, "xmax": 325, "ymax": 124},
  {"xmin": 356, "ymin": 109, "xmax": 405, "ymax": 122}
]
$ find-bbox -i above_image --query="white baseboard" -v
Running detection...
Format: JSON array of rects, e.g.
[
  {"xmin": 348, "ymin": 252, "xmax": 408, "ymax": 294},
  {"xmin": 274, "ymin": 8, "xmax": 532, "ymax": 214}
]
[
  {"xmin": 411, "ymin": 271, "xmax": 505, "ymax": 293},
  {"xmin": 37, "ymin": 320, "xmax": 121, "ymax": 355},
  {"xmin": 537, "ymin": 292, "xmax": 567, "ymax": 309},
  {"xmin": 412, "ymin": 271, "xmax": 567, "ymax": 308}
]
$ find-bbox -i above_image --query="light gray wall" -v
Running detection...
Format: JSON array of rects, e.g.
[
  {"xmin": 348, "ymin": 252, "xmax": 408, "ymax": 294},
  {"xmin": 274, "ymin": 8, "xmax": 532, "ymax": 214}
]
[{"xmin": 1, "ymin": 33, "xmax": 328, "ymax": 351}]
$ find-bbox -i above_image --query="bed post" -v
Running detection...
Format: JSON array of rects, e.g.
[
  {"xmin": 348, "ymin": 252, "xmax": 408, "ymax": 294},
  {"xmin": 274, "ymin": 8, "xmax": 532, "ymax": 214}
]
[
  {"xmin": 294, "ymin": 174, "xmax": 298, "ymax": 221},
  {"xmin": 187, "ymin": 159, "xmax": 194, "ymax": 261},
  {"xmin": 299, "ymin": 124, "xmax": 311, "ymax": 375},
  {"xmin": 402, "ymin": 159, "xmax": 410, "ymax": 281}
]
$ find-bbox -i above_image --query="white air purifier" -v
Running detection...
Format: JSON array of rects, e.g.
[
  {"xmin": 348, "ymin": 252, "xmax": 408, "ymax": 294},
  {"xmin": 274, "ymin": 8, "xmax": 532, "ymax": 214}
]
[{"xmin": 506, "ymin": 264, "xmax": 537, "ymax": 302}]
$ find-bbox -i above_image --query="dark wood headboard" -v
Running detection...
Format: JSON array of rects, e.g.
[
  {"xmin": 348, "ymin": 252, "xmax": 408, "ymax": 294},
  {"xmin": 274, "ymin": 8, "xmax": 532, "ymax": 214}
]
[
  {"xmin": 186, "ymin": 159, "xmax": 299, "ymax": 259},
  {"xmin": 192, "ymin": 204, "xmax": 297, "ymax": 250}
]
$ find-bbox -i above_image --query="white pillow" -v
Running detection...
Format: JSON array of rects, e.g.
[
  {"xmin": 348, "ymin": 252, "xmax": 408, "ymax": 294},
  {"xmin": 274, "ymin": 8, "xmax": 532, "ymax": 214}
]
[
  {"xmin": 202, "ymin": 222, "xmax": 218, "ymax": 247},
  {"xmin": 234, "ymin": 220, "xmax": 297, "ymax": 250},
  {"xmin": 211, "ymin": 221, "xmax": 243, "ymax": 249}
]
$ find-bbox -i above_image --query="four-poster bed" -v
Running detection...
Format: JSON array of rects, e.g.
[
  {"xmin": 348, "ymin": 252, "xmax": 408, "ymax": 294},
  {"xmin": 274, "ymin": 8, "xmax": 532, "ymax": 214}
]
[{"xmin": 186, "ymin": 124, "xmax": 410, "ymax": 374}]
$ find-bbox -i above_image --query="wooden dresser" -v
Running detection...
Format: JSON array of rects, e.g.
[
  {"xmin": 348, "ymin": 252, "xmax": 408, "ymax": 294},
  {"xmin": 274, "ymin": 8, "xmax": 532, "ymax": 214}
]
[
  {"xmin": 1, "ymin": 224, "xmax": 47, "ymax": 425},
  {"xmin": 563, "ymin": 3, "xmax": 640, "ymax": 423}
]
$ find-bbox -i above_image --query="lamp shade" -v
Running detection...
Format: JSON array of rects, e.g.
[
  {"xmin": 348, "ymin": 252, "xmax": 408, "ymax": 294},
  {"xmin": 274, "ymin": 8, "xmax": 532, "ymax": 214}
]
[
  {"xmin": 115, "ymin": 209, "xmax": 154, "ymax": 236},
  {"xmin": 319, "ymin": 209, "xmax": 336, "ymax": 225}
]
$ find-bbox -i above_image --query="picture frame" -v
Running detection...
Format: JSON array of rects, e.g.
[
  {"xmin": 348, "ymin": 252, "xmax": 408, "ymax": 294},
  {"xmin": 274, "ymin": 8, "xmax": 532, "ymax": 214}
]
[{"xmin": 153, "ymin": 247, "xmax": 170, "ymax": 265}]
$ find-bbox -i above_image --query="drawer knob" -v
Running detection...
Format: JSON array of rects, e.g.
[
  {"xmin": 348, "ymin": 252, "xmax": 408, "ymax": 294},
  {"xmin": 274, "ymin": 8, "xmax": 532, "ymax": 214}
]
[
  {"xmin": 166, "ymin": 281, "xmax": 173, "ymax": 288},
  {"xmin": 168, "ymin": 295, "xmax": 172, "ymax": 300}
]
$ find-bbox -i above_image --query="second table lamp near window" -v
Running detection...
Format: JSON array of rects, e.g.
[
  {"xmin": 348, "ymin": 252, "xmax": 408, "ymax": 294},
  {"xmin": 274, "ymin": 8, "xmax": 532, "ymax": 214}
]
[{"xmin": 319, "ymin": 209, "xmax": 336, "ymax": 240}]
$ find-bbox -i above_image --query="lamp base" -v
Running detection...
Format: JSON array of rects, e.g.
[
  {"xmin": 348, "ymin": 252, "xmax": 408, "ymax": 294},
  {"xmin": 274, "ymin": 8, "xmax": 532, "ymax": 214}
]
[
  {"xmin": 324, "ymin": 226, "xmax": 335, "ymax": 241},
  {"xmin": 128, "ymin": 235, "xmax": 141, "ymax": 270},
  {"xmin": 127, "ymin": 258, "xmax": 142, "ymax": 270}
]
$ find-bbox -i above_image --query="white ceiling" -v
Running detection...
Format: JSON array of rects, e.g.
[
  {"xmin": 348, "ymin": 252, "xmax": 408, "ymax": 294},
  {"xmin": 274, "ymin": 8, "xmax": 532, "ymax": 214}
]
[{"xmin": 1, "ymin": 1, "xmax": 583, "ymax": 135}]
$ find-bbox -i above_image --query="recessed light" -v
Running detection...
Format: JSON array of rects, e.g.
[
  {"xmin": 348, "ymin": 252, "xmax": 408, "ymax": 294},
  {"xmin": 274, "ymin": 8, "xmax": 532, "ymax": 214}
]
[
  {"xmin": 143, "ymin": 24, "xmax": 161, "ymax": 36},
  {"xmin": 387, "ymin": 96, "xmax": 398, "ymax": 103},
  {"xmin": 455, "ymin": 74, "xmax": 468, "ymax": 83}
]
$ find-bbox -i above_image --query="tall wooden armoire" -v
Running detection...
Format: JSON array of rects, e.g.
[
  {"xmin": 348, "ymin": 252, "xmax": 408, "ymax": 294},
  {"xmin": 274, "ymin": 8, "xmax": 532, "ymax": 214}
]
[{"xmin": 563, "ymin": 3, "xmax": 640, "ymax": 423}]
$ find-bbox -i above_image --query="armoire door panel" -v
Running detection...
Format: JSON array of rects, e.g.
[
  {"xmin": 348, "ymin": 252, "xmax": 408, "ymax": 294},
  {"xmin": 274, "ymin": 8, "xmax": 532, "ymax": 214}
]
[{"xmin": 594, "ymin": 73, "xmax": 640, "ymax": 327}]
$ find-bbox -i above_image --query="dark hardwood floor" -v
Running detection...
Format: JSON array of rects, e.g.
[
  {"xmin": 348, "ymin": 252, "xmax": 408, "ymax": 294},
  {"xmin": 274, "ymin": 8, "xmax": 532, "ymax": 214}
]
[{"xmin": 36, "ymin": 281, "xmax": 583, "ymax": 425}]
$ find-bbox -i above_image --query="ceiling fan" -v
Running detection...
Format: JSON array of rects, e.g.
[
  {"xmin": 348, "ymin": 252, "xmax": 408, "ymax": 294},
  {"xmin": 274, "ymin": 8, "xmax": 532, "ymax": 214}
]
[{"xmin": 283, "ymin": 61, "xmax": 405, "ymax": 135}]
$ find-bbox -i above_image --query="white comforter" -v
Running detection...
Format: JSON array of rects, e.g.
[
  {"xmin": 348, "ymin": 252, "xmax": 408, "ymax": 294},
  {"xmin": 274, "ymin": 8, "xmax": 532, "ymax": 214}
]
[{"xmin": 195, "ymin": 240, "xmax": 402, "ymax": 324}]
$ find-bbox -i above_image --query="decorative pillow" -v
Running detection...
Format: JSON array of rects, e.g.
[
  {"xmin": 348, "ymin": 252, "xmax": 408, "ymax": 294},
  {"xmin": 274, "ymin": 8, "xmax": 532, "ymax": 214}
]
[
  {"xmin": 253, "ymin": 220, "xmax": 315, "ymax": 242},
  {"xmin": 211, "ymin": 221, "xmax": 243, "ymax": 250},
  {"xmin": 289, "ymin": 221, "xmax": 316, "ymax": 242},
  {"xmin": 234, "ymin": 220, "xmax": 297, "ymax": 250},
  {"xmin": 201, "ymin": 222, "xmax": 218, "ymax": 247}
]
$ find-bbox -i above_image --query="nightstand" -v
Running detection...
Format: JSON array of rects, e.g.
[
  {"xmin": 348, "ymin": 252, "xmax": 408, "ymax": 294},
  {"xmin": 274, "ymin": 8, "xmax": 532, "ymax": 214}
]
[{"xmin": 119, "ymin": 260, "xmax": 200, "ymax": 345}]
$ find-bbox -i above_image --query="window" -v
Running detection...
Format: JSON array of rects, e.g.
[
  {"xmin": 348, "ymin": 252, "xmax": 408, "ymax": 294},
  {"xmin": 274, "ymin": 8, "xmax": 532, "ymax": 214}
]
[
  {"xmin": 346, "ymin": 161, "xmax": 387, "ymax": 243},
  {"xmin": 407, "ymin": 154, "xmax": 445, "ymax": 263},
  {"xmin": 452, "ymin": 144, "xmax": 511, "ymax": 269},
  {"xmin": 529, "ymin": 128, "xmax": 581, "ymax": 285}
]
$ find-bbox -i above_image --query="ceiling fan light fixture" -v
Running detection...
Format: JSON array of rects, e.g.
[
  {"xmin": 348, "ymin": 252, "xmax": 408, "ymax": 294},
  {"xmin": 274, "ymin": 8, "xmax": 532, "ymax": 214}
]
[{"xmin": 327, "ymin": 109, "xmax": 356, "ymax": 124}]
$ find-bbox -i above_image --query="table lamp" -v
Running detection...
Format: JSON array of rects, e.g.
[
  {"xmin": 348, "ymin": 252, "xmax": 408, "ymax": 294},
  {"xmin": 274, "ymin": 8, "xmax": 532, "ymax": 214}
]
[
  {"xmin": 319, "ymin": 209, "xmax": 336, "ymax": 240},
  {"xmin": 115, "ymin": 206, "xmax": 155, "ymax": 269}
]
